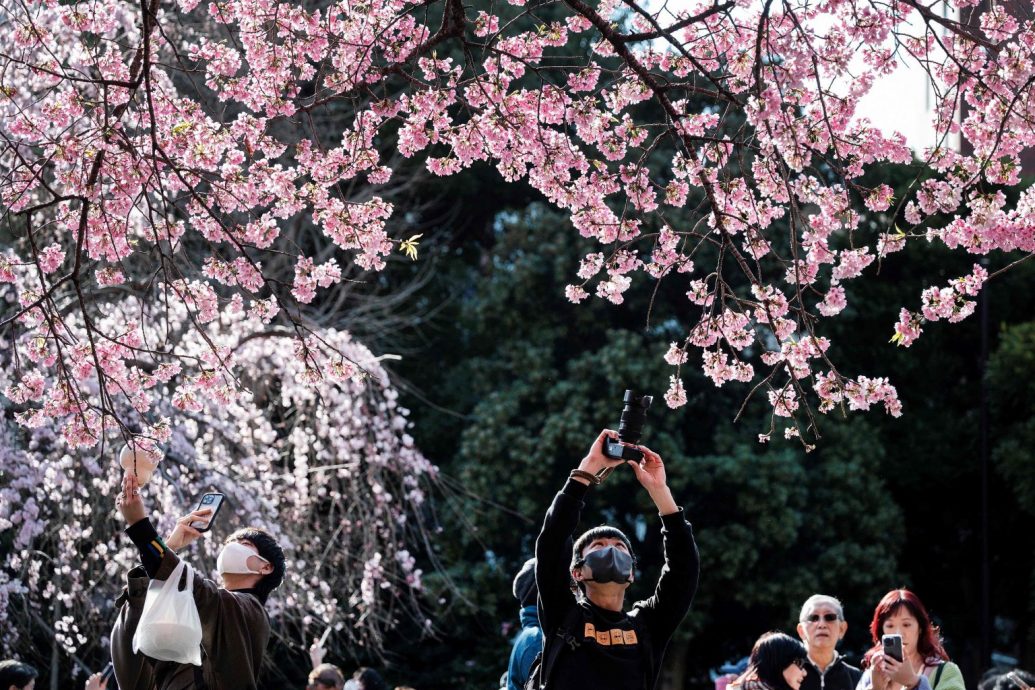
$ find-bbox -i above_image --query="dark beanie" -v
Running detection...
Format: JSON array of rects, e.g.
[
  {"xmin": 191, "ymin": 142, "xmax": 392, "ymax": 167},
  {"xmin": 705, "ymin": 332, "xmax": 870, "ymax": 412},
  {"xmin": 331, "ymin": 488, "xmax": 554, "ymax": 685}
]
[{"xmin": 512, "ymin": 557, "xmax": 538, "ymax": 607}]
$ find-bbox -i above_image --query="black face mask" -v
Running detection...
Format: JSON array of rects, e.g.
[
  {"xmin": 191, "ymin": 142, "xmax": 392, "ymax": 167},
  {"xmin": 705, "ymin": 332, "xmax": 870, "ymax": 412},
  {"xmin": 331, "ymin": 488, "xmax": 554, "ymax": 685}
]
[{"xmin": 582, "ymin": 546, "xmax": 633, "ymax": 584}]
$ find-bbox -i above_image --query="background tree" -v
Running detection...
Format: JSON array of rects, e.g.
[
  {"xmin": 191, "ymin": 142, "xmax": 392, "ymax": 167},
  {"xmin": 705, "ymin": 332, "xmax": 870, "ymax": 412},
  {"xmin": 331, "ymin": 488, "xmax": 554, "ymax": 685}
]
[
  {"xmin": 0, "ymin": 299, "xmax": 440, "ymax": 686},
  {"xmin": 385, "ymin": 203, "xmax": 902, "ymax": 688},
  {"xmin": 3, "ymin": 0, "xmax": 1035, "ymax": 685},
  {"xmin": 986, "ymin": 319, "xmax": 1035, "ymax": 668},
  {"xmin": 3, "ymin": 0, "xmax": 1034, "ymax": 452}
]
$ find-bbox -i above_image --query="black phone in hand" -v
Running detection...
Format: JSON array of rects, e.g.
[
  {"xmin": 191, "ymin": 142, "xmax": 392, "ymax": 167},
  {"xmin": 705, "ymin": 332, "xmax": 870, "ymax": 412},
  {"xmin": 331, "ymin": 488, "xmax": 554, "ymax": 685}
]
[
  {"xmin": 882, "ymin": 633, "xmax": 903, "ymax": 662},
  {"xmin": 189, "ymin": 493, "xmax": 225, "ymax": 531}
]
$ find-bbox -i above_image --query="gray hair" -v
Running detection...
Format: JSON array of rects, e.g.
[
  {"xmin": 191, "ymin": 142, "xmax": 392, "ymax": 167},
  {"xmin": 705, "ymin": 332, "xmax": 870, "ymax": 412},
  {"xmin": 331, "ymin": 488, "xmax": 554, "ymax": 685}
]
[{"xmin": 799, "ymin": 594, "xmax": 845, "ymax": 622}]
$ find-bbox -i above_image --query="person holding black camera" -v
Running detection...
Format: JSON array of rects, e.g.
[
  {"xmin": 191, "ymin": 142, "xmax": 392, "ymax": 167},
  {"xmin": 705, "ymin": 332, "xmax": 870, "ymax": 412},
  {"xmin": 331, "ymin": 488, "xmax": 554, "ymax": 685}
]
[
  {"xmin": 111, "ymin": 472, "xmax": 285, "ymax": 690},
  {"xmin": 532, "ymin": 428, "xmax": 699, "ymax": 690}
]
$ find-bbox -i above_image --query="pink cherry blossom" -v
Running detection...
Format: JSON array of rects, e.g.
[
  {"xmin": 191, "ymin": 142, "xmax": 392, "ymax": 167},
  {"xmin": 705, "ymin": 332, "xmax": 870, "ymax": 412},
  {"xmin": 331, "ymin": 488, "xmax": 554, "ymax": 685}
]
[
  {"xmin": 0, "ymin": 0, "xmax": 1029, "ymax": 510},
  {"xmin": 664, "ymin": 376, "xmax": 687, "ymax": 408},
  {"xmin": 37, "ymin": 244, "xmax": 65, "ymax": 274},
  {"xmin": 664, "ymin": 343, "xmax": 689, "ymax": 366}
]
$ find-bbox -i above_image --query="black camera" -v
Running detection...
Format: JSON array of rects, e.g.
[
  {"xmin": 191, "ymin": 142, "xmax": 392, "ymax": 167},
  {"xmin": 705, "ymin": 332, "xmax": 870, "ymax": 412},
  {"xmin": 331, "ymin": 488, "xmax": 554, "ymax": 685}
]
[{"xmin": 602, "ymin": 390, "xmax": 653, "ymax": 462}]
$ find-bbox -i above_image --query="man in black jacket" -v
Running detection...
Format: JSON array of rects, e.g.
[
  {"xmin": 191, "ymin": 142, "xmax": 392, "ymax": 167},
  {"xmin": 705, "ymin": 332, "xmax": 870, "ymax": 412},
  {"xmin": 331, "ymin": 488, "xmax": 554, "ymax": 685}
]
[
  {"xmin": 796, "ymin": 594, "xmax": 862, "ymax": 690},
  {"xmin": 534, "ymin": 430, "xmax": 700, "ymax": 690}
]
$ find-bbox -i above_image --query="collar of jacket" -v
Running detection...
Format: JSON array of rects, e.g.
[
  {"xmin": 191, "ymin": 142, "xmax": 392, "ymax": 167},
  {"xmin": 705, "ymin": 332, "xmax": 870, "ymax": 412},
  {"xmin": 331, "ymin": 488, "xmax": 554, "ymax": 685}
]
[
  {"xmin": 808, "ymin": 652, "xmax": 844, "ymax": 675},
  {"xmin": 518, "ymin": 605, "xmax": 539, "ymax": 628},
  {"xmin": 228, "ymin": 587, "xmax": 266, "ymax": 605}
]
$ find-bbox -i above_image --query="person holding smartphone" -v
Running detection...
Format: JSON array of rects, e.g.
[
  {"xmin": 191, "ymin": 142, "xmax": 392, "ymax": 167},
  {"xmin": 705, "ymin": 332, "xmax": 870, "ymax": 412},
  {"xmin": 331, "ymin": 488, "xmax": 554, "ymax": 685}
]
[
  {"xmin": 111, "ymin": 472, "xmax": 286, "ymax": 690},
  {"xmin": 856, "ymin": 589, "xmax": 965, "ymax": 690}
]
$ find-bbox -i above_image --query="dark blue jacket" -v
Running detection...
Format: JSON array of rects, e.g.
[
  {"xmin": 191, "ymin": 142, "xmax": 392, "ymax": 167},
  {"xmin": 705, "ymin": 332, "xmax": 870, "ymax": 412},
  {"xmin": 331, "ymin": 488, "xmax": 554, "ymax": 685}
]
[{"xmin": 507, "ymin": 605, "xmax": 544, "ymax": 690}]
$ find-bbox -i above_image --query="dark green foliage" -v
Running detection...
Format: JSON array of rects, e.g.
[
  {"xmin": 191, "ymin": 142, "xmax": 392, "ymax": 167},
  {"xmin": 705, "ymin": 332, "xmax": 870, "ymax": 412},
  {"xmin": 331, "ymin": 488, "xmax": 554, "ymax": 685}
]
[
  {"xmin": 260, "ymin": 157, "xmax": 1035, "ymax": 689},
  {"xmin": 986, "ymin": 320, "xmax": 1035, "ymax": 661},
  {"xmin": 385, "ymin": 203, "xmax": 908, "ymax": 689}
]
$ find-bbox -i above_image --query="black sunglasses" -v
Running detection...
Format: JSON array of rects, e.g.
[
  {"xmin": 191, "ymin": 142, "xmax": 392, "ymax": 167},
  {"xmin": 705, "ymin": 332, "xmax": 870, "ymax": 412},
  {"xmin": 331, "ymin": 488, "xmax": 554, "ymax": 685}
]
[
  {"xmin": 804, "ymin": 613, "xmax": 840, "ymax": 623},
  {"xmin": 793, "ymin": 658, "xmax": 808, "ymax": 670}
]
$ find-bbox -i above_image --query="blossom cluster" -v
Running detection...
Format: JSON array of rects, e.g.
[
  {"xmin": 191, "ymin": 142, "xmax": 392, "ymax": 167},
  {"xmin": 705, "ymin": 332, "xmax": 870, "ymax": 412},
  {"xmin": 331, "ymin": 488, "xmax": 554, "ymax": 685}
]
[
  {"xmin": 2, "ymin": 0, "xmax": 1031, "ymax": 447},
  {"xmin": 0, "ymin": 299, "xmax": 437, "ymax": 659},
  {"xmin": 892, "ymin": 264, "xmax": 990, "ymax": 347}
]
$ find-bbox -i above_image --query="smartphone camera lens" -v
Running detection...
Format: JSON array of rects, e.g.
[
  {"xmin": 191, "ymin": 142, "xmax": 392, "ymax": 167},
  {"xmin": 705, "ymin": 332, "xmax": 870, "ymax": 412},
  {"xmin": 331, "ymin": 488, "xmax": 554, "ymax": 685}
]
[{"xmin": 202, "ymin": 496, "xmax": 213, "ymax": 503}]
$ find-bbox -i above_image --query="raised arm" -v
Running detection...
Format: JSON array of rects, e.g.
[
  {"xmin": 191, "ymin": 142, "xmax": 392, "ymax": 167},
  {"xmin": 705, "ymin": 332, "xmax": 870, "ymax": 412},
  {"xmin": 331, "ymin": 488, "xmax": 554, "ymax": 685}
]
[
  {"xmin": 628, "ymin": 446, "xmax": 700, "ymax": 640},
  {"xmin": 116, "ymin": 472, "xmax": 212, "ymax": 578},
  {"xmin": 115, "ymin": 473, "xmax": 226, "ymax": 614},
  {"xmin": 535, "ymin": 429, "xmax": 624, "ymax": 631}
]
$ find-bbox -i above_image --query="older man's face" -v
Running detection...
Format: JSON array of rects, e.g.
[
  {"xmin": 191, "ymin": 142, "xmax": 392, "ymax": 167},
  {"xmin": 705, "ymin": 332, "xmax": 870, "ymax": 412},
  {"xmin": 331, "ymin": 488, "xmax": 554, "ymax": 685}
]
[
  {"xmin": 308, "ymin": 672, "xmax": 343, "ymax": 690},
  {"xmin": 796, "ymin": 603, "xmax": 847, "ymax": 654}
]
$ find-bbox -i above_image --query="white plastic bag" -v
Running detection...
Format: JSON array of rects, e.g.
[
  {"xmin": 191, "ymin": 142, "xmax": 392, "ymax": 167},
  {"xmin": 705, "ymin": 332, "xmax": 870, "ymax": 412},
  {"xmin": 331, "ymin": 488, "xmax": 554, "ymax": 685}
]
[{"xmin": 132, "ymin": 559, "xmax": 203, "ymax": 665}]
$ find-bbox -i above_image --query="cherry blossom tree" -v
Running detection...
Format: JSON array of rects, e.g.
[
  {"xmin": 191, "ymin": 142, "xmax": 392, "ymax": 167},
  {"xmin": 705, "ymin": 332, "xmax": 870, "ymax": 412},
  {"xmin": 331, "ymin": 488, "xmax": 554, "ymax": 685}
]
[
  {"xmin": 2, "ymin": 0, "xmax": 1033, "ymax": 678},
  {"xmin": 4, "ymin": 0, "xmax": 1032, "ymax": 453},
  {"xmin": 0, "ymin": 295, "xmax": 439, "ymax": 674}
]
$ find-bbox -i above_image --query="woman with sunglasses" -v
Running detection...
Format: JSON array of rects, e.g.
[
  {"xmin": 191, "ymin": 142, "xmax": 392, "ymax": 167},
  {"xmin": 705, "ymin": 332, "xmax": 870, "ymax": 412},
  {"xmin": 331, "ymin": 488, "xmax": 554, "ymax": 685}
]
[
  {"xmin": 731, "ymin": 632, "xmax": 811, "ymax": 690},
  {"xmin": 857, "ymin": 589, "xmax": 966, "ymax": 690}
]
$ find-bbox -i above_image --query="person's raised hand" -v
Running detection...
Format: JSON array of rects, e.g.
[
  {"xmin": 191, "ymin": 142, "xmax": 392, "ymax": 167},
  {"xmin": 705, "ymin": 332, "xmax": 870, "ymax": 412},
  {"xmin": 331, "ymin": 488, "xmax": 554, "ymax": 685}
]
[
  {"xmin": 882, "ymin": 654, "xmax": 920, "ymax": 689},
  {"xmin": 309, "ymin": 637, "xmax": 326, "ymax": 669},
  {"xmin": 165, "ymin": 508, "xmax": 212, "ymax": 551},
  {"xmin": 115, "ymin": 472, "xmax": 147, "ymax": 524},
  {"xmin": 576, "ymin": 429, "xmax": 626, "ymax": 478},
  {"xmin": 629, "ymin": 446, "xmax": 678, "ymax": 514},
  {"xmin": 85, "ymin": 672, "xmax": 108, "ymax": 690},
  {"xmin": 628, "ymin": 445, "xmax": 667, "ymax": 492},
  {"xmin": 871, "ymin": 653, "xmax": 893, "ymax": 690}
]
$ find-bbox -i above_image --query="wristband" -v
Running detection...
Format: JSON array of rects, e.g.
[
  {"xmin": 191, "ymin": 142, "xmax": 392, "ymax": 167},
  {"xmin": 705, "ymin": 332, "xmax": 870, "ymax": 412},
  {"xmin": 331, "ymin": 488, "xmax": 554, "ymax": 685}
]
[{"xmin": 570, "ymin": 469, "xmax": 602, "ymax": 485}]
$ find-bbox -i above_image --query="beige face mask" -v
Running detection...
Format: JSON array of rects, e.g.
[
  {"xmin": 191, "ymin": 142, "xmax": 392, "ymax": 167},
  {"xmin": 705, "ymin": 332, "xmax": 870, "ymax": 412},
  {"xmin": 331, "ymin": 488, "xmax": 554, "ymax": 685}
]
[{"xmin": 217, "ymin": 541, "xmax": 266, "ymax": 575}]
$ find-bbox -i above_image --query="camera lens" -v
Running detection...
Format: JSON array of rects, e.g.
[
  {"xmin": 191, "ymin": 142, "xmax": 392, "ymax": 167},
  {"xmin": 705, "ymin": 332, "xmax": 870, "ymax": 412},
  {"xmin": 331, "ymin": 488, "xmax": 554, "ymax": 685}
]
[
  {"xmin": 202, "ymin": 496, "xmax": 213, "ymax": 503},
  {"xmin": 617, "ymin": 390, "xmax": 653, "ymax": 444}
]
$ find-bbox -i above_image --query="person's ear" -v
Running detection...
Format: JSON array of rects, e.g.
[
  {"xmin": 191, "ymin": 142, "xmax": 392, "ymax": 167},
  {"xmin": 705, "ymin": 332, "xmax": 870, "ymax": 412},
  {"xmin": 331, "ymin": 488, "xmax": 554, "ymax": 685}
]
[
  {"xmin": 797, "ymin": 622, "xmax": 808, "ymax": 641},
  {"xmin": 837, "ymin": 621, "xmax": 847, "ymax": 640},
  {"xmin": 571, "ymin": 567, "xmax": 584, "ymax": 582}
]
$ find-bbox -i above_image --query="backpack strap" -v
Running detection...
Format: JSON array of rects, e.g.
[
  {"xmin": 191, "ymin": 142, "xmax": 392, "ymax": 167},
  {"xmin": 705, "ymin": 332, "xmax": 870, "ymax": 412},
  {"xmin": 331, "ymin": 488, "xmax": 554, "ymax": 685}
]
[
  {"xmin": 933, "ymin": 663, "xmax": 946, "ymax": 690},
  {"xmin": 539, "ymin": 603, "xmax": 586, "ymax": 686}
]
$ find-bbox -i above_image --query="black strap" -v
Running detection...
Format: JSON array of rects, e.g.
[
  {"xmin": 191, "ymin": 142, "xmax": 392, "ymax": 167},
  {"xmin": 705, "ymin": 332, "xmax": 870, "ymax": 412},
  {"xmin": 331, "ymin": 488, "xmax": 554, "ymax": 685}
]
[
  {"xmin": 539, "ymin": 604, "xmax": 586, "ymax": 687},
  {"xmin": 933, "ymin": 663, "xmax": 946, "ymax": 690}
]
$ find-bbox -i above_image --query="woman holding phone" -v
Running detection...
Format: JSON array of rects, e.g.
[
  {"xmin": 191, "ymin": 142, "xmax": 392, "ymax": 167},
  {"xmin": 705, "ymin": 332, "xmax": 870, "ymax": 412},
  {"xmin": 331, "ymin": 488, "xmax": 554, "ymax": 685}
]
[{"xmin": 856, "ymin": 589, "xmax": 965, "ymax": 690}]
